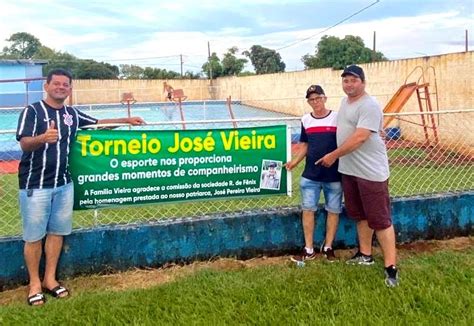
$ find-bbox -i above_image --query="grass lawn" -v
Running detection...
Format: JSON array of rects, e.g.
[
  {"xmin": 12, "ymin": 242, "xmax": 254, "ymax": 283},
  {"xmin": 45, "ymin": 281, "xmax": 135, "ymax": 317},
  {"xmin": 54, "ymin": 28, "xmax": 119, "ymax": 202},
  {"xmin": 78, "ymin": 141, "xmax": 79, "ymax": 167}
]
[
  {"xmin": 390, "ymin": 164, "xmax": 473, "ymax": 197},
  {"xmin": 0, "ymin": 240, "xmax": 472, "ymax": 325}
]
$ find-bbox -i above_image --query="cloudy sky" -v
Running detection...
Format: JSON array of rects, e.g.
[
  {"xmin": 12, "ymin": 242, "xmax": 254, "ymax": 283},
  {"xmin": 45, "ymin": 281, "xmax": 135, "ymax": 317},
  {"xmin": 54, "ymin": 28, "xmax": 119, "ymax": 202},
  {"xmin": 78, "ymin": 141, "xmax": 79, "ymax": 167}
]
[{"xmin": 0, "ymin": 0, "xmax": 472, "ymax": 74}]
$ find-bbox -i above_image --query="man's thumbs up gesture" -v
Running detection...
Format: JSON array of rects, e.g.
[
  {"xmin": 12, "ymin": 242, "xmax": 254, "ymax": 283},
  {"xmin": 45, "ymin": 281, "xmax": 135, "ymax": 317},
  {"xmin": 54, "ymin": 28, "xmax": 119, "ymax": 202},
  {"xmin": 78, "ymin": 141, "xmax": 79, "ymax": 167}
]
[{"xmin": 43, "ymin": 120, "xmax": 58, "ymax": 144}]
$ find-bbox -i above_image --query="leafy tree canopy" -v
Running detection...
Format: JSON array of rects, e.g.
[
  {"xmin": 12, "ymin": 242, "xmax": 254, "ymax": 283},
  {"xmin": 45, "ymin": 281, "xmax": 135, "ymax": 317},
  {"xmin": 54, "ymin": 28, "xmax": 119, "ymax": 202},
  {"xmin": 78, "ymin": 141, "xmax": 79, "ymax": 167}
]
[
  {"xmin": 142, "ymin": 67, "xmax": 181, "ymax": 80},
  {"xmin": 1, "ymin": 32, "xmax": 197, "ymax": 79},
  {"xmin": 302, "ymin": 35, "xmax": 387, "ymax": 70},
  {"xmin": 201, "ymin": 52, "xmax": 223, "ymax": 79},
  {"xmin": 120, "ymin": 64, "xmax": 145, "ymax": 79},
  {"xmin": 2, "ymin": 32, "xmax": 41, "ymax": 59},
  {"xmin": 201, "ymin": 47, "xmax": 251, "ymax": 78},
  {"xmin": 222, "ymin": 47, "xmax": 248, "ymax": 76},
  {"xmin": 183, "ymin": 70, "xmax": 201, "ymax": 79},
  {"xmin": 242, "ymin": 45, "xmax": 285, "ymax": 75}
]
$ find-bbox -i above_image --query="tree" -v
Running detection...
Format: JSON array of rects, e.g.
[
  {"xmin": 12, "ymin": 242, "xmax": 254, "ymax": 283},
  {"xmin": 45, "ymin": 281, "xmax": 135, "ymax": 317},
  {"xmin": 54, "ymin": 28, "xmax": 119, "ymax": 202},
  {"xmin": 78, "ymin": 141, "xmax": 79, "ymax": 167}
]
[
  {"xmin": 183, "ymin": 70, "xmax": 202, "ymax": 79},
  {"xmin": 1, "ymin": 32, "xmax": 195, "ymax": 80},
  {"xmin": 222, "ymin": 47, "xmax": 247, "ymax": 76},
  {"xmin": 120, "ymin": 64, "xmax": 145, "ymax": 79},
  {"xmin": 142, "ymin": 67, "xmax": 180, "ymax": 79},
  {"xmin": 238, "ymin": 71, "xmax": 256, "ymax": 77},
  {"xmin": 201, "ymin": 52, "xmax": 223, "ymax": 79},
  {"xmin": 41, "ymin": 51, "xmax": 80, "ymax": 75},
  {"xmin": 1, "ymin": 32, "xmax": 42, "ymax": 59},
  {"xmin": 74, "ymin": 60, "xmax": 119, "ymax": 79},
  {"xmin": 119, "ymin": 65, "xmax": 199, "ymax": 80},
  {"xmin": 32, "ymin": 45, "xmax": 55, "ymax": 60},
  {"xmin": 302, "ymin": 35, "xmax": 387, "ymax": 70},
  {"xmin": 242, "ymin": 45, "xmax": 285, "ymax": 75}
]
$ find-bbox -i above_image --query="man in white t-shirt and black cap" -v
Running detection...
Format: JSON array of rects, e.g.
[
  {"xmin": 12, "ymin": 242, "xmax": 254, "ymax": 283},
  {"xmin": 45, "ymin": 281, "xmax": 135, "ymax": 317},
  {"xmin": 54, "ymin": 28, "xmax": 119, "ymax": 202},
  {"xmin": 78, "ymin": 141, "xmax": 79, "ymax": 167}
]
[{"xmin": 317, "ymin": 65, "xmax": 399, "ymax": 287}]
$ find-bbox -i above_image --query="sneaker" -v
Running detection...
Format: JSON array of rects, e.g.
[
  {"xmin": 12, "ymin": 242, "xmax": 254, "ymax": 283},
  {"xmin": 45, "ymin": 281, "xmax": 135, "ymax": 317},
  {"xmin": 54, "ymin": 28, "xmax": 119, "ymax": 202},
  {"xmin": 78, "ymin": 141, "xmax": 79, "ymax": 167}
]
[
  {"xmin": 346, "ymin": 251, "xmax": 375, "ymax": 265},
  {"xmin": 384, "ymin": 265, "xmax": 399, "ymax": 287},
  {"xmin": 290, "ymin": 248, "xmax": 317, "ymax": 262},
  {"xmin": 322, "ymin": 247, "xmax": 337, "ymax": 262}
]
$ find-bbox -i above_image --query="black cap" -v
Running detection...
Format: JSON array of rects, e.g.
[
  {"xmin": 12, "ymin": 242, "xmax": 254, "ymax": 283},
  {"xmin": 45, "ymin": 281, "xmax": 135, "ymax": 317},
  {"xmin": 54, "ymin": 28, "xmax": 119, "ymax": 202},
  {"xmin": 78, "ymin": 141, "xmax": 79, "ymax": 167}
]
[
  {"xmin": 341, "ymin": 65, "xmax": 365, "ymax": 82},
  {"xmin": 305, "ymin": 85, "xmax": 325, "ymax": 99}
]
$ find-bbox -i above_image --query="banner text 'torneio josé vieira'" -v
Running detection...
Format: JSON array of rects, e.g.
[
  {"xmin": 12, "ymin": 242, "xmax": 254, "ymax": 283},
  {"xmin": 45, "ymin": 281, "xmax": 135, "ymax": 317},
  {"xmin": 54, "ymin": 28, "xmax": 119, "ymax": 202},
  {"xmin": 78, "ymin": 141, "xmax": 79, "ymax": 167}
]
[{"xmin": 70, "ymin": 125, "xmax": 290, "ymax": 210}]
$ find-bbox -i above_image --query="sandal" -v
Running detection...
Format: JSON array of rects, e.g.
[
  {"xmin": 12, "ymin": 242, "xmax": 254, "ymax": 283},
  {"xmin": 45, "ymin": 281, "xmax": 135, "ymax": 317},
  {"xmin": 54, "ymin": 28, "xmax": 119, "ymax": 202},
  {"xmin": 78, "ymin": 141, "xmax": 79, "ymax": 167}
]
[
  {"xmin": 27, "ymin": 293, "xmax": 46, "ymax": 306},
  {"xmin": 43, "ymin": 285, "xmax": 69, "ymax": 298}
]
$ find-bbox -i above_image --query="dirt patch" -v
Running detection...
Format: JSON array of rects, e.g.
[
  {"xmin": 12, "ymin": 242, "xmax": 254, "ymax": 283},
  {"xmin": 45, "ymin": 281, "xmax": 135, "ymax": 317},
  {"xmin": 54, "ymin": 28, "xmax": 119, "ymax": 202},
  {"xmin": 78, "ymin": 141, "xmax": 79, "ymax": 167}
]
[
  {"xmin": 397, "ymin": 236, "xmax": 472, "ymax": 253},
  {"xmin": 1, "ymin": 237, "xmax": 472, "ymax": 306}
]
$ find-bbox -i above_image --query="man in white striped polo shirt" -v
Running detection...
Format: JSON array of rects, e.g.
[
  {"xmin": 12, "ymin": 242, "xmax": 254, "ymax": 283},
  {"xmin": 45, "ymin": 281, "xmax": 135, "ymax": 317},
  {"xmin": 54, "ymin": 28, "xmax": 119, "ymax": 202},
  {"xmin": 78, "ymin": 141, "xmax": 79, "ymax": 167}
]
[{"xmin": 16, "ymin": 69, "xmax": 144, "ymax": 305}]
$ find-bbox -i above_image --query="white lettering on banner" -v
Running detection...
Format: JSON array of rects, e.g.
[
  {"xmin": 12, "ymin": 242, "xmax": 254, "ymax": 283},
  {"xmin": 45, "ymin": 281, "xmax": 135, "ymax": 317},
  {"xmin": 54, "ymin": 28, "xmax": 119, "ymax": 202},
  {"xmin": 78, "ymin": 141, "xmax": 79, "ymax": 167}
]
[
  {"xmin": 185, "ymin": 190, "xmax": 212, "ymax": 199},
  {"xmin": 132, "ymin": 186, "xmax": 161, "ymax": 194},
  {"xmin": 122, "ymin": 170, "xmax": 172, "ymax": 180},
  {"xmin": 89, "ymin": 188, "xmax": 112, "ymax": 195},
  {"xmin": 114, "ymin": 187, "xmax": 132, "ymax": 194},
  {"xmin": 77, "ymin": 172, "xmax": 120, "ymax": 185},
  {"xmin": 93, "ymin": 197, "xmax": 133, "ymax": 205},
  {"xmin": 188, "ymin": 164, "xmax": 258, "ymax": 177},
  {"xmin": 120, "ymin": 158, "xmax": 159, "ymax": 170},
  {"xmin": 132, "ymin": 193, "xmax": 162, "ymax": 203},
  {"xmin": 200, "ymin": 181, "xmax": 229, "ymax": 188},
  {"xmin": 178, "ymin": 155, "xmax": 232, "ymax": 167},
  {"xmin": 246, "ymin": 187, "xmax": 261, "ymax": 193},
  {"xmin": 166, "ymin": 183, "xmax": 192, "ymax": 190},
  {"xmin": 226, "ymin": 188, "xmax": 245, "ymax": 195}
]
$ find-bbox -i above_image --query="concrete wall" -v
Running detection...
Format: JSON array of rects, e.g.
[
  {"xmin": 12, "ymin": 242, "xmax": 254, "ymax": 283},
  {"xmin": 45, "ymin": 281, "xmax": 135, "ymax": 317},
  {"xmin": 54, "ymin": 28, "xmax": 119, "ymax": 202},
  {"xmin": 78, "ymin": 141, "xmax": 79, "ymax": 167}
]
[
  {"xmin": 72, "ymin": 51, "xmax": 473, "ymax": 113},
  {"xmin": 214, "ymin": 51, "xmax": 474, "ymax": 115},
  {"xmin": 1, "ymin": 192, "xmax": 472, "ymax": 289},
  {"xmin": 72, "ymin": 79, "xmax": 213, "ymax": 105}
]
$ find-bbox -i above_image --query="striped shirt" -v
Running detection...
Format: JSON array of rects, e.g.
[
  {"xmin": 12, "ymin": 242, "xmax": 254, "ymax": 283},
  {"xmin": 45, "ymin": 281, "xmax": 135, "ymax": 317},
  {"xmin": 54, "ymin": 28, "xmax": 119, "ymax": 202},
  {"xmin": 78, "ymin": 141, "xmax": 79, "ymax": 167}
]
[
  {"xmin": 16, "ymin": 100, "xmax": 98, "ymax": 189},
  {"xmin": 299, "ymin": 110, "xmax": 341, "ymax": 182}
]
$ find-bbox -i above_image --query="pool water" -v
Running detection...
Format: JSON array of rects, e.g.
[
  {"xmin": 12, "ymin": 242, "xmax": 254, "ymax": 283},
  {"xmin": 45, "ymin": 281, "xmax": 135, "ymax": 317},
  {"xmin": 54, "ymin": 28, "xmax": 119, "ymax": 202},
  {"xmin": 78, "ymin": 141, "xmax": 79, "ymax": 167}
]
[{"xmin": 80, "ymin": 101, "xmax": 297, "ymax": 129}]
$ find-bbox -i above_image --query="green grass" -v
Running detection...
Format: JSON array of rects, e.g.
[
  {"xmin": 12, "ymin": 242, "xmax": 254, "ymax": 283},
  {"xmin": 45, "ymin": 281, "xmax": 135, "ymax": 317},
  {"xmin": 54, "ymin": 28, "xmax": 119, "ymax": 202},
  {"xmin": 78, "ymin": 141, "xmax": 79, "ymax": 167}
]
[
  {"xmin": 390, "ymin": 165, "xmax": 473, "ymax": 197},
  {"xmin": 388, "ymin": 147, "xmax": 427, "ymax": 160},
  {"xmin": 1, "ymin": 248, "xmax": 473, "ymax": 325}
]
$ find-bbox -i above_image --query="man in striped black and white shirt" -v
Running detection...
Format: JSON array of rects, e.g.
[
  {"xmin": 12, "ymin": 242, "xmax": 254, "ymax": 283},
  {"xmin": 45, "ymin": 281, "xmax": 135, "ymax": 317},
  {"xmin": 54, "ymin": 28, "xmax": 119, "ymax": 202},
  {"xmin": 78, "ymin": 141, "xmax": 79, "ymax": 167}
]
[{"xmin": 16, "ymin": 68, "xmax": 144, "ymax": 305}]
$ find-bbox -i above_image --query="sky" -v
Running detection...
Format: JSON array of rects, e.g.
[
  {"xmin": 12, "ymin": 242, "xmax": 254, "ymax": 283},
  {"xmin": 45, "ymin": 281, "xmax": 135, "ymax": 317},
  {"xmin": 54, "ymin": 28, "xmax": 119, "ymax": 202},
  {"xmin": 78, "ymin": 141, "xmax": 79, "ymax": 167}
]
[{"xmin": 0, "ymin": 0, "xmax": 473, "ymax": 74}]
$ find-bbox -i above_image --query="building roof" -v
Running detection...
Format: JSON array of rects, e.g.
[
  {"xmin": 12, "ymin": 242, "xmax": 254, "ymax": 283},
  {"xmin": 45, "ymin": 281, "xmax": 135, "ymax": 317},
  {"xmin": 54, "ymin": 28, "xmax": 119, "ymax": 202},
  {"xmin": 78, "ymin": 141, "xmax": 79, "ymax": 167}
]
[{"xmin": 0, "ymin": 59, "xmax": 48, "ymax": 65}]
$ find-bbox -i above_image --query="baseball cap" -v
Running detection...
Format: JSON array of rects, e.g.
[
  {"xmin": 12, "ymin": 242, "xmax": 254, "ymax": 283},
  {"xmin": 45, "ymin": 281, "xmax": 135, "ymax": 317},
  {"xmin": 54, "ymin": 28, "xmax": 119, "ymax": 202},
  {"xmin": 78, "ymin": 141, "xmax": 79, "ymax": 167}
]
[
  {"xmin": 341, "ymin": 65, "xmax": 365, "ymax": 82},
  {"xmin": 305, "ymin": 85, "xmax": 325, "ymax": 99}
]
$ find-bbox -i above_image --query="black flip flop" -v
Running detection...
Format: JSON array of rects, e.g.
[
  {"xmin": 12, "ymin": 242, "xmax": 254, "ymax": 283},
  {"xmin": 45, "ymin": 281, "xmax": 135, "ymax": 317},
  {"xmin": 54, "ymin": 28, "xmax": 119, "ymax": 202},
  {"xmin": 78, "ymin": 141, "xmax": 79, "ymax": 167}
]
[
  {"xmin": 43, "ymin": 285, "xmax": 69, "ymax": 298},
  {"xmin": 27, "ymin": 293, "xmax": 46, "ymax": 306}
]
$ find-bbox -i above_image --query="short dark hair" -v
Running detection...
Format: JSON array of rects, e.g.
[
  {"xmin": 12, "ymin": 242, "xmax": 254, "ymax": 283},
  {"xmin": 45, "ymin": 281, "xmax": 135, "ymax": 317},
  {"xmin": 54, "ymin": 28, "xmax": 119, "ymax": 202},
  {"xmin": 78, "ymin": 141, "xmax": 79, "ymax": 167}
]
[{"xmin": 46, "ymin": 68, "xmax": 73, "ymax": 84}]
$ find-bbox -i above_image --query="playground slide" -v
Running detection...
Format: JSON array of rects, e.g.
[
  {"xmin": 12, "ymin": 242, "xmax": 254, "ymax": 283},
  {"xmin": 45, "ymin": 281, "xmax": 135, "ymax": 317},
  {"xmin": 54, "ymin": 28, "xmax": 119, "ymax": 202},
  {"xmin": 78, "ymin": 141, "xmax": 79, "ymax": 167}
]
[{"xmin": 383, "ymin": 82, "xmax": 419, "ymax": 128}]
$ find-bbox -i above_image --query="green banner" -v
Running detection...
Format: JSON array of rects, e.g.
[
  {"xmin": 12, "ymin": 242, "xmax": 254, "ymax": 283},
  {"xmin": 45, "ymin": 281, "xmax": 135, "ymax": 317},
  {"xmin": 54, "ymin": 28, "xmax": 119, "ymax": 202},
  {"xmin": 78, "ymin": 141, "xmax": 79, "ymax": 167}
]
[{"xmin": 70, "ymin": 125, "xmax": 290, "ymax": 210}]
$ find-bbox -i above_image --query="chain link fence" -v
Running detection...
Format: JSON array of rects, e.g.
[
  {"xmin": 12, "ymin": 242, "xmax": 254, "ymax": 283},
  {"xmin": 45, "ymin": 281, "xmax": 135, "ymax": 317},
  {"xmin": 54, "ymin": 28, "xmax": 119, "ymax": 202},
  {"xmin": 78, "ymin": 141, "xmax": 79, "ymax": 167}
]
[{"xmin": 1, "ymin": 108, "xmax": 473, "ymax": 238}]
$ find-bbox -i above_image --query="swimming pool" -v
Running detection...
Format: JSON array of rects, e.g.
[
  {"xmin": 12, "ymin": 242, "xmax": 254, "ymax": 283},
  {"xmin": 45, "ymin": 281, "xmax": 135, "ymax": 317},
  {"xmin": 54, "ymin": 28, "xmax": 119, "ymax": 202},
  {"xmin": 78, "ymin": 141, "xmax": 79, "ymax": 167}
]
[
  {"xmin": 0, "ymin": 101, "xmax": 300, "ymax": 159},
  {"xmin": 80, "ymin": 101, "xmax": 298, "ymax": 129}
]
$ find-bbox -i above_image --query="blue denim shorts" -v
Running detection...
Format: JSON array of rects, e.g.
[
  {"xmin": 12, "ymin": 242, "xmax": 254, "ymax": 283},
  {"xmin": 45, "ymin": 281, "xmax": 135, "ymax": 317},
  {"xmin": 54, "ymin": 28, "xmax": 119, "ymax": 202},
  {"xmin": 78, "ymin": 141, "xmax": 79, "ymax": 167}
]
[
  {"xmin": 300, "ymin": 177, "xmax": 343, "ymax": 213},
  {"xmin": 19, "ymin": 182, "xmax": 74, "ymax": 242}
]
